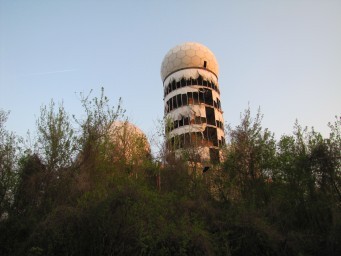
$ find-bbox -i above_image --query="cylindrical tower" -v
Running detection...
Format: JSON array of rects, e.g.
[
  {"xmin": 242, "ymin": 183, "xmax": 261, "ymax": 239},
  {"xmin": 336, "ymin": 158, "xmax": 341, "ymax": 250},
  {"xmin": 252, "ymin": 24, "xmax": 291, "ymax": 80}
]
[{"xmin": 161, "ymin": 42, "xmax": 225, "ymax": 164}]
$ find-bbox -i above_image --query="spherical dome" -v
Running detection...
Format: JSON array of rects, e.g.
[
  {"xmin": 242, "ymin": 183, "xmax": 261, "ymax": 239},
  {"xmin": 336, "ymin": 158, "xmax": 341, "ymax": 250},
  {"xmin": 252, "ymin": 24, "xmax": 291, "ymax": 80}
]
[
  {"xmin": 109, "ymin": 121, "xmax": 151, "ymax": 162},
  {"xmin": 161, "ymin": 42, "xmax": 219, "ymax": 81}
]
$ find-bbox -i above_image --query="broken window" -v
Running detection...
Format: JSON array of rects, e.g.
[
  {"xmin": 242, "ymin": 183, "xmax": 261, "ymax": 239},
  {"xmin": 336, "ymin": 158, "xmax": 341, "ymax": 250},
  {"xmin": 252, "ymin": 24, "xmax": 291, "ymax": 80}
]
[
  {"xmin": 206, "ymin": 107, "xmax": 215, "ymax": 125},
  {"xmin": 193, "ymin": 92, "xmax": 199, "ymax": 104},
  {"xmin": 214, "ymin": 101, "xmax": 217, "ymax": 109},
  {"xmin": 177, "ymin": 94, "xmax": 182, "ymax": 107},
  {"xmin": 179, "ymin": 117, "xmax": 184, "ymax": 127},
  {"xmin": 187, "ymin": 92, "xmax": 193, "ymax": 105},
  {"xmin": 199, "ymin": 91, "xmax": 205, "ymax": 104},
  {"xmin": 169, "ymin": 99, "xmax": 173, "ymax": 111},
  {"xmin": 173, "ymin": 96, "xmax": 177, "ymax": 109},
  {"xmin": 209, "ymin": 148, "xmax": 219, "ymax": 164},
  {"xmin": 205, "ymin": 126, "xmax": 218, "ymax": 146},
  {"xmin": 184, "ymin": 117, "xmax": 189, "ymax": 126},
  {"xmin": 195, "ymin": 116, "xmax": 201, "ymax": 124},
  {"xmin": 217, "ymin": 99, "xmax": 221, "ymax": 110},
  {"xmin": 197, "ymin": 75, "xmax": 203, "ymax": 85},
  {"xmin": 182, "ymin": 94, "xmax": 188, "ymax": 105},
  {"xmin": 204, "ymin": 89, "xmax": 213, "ymax": 106},
  {"xmin": 216, "ymin": 120, "xmax": 222, "ymax": 129},
  {"xmin": 171, "ymin": 80, "xmax": 176, "ymax": 91},
  {"xmin": 181, "ymin": 78, "xmax": 186, "ymax": 87}
]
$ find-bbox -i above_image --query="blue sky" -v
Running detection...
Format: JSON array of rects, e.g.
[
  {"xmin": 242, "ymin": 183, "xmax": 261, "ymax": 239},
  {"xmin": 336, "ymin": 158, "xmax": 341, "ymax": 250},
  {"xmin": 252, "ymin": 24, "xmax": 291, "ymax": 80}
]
[{"xmin": 1, "ymin": 0, "xmax": 340, "ymax": 144}]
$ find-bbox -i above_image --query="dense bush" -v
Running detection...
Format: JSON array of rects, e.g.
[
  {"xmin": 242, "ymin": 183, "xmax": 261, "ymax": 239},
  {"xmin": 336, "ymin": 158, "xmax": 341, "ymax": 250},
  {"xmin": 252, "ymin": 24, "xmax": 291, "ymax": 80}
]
[{"xmin": 0, "ymin": 91, "xmax": 340, "ymax": 255}]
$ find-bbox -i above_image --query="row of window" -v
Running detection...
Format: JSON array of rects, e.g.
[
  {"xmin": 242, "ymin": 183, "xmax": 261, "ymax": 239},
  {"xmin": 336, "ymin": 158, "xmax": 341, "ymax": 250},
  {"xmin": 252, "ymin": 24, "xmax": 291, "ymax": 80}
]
[
  {"xmin": 164, "ymin": 76, "xmax": 220, "ymax": 97},
  {"xmin": 166, "ymin": 130, "xmax": 226, "ymax": 151},
  {"xmin": 165, "ymin": 90, "xmax": 222, "ymax": 114},
  {"xmin": 166, "ymin": 147, "xmax": 221, "ymax": 164},
  {"xmin": 166, "ymin": 116, "xmax": 224, "ymax": 133}
]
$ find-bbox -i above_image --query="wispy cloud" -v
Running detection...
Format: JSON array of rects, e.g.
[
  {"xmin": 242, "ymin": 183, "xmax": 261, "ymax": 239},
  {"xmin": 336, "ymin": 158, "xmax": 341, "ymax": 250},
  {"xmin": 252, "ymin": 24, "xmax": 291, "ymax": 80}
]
[{"xmin": 22, "ymin": 69, "xmax": 78, "ymax": 76}]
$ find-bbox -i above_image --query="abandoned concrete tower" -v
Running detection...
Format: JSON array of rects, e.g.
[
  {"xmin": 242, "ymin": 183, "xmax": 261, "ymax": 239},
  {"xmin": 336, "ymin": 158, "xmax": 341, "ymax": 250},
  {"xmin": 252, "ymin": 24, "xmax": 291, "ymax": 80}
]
[{"xmin": 161, "ymin": 42, "xmax": 225, "ymax": 164}]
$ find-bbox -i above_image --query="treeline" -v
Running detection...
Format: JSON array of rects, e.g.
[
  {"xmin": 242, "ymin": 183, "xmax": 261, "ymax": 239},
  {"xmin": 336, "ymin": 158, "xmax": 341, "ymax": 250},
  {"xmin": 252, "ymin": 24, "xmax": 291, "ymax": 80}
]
[{"xmin": 0, "ymin": 89, "xmax": 340, "ymax": 255}]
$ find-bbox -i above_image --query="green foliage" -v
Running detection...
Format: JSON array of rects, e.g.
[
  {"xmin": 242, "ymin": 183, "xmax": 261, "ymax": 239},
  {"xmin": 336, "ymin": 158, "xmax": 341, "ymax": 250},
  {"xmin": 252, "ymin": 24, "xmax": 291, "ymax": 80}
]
[
  {"xmin": 222, "ymin": 107, "xmax": 277, "ymax": 205},
  {"xmin": 36, "ymin": 100, "xmax": 77, "ymax": 171},
  {"xmin": 0, "ymin": 95, "xmax": 340, "ymax": 255},
  {"xmin": 0, "ymin": 110, "xmax": 20, "ymax": 218}
]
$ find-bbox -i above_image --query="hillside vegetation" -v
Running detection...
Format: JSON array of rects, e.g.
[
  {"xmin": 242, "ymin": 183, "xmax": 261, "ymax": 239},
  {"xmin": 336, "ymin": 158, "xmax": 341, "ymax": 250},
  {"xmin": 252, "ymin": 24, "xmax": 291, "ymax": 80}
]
[{"xmin": 0, "ymin": 89, "xmax": 340, "ymax": 255}]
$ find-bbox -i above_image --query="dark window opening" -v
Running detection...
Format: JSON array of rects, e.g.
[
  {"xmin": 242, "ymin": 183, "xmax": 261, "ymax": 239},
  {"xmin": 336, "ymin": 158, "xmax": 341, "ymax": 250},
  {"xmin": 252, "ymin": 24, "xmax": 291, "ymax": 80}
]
[
  {"xmin": 206, "ymin": 107, "xmax": 215, "ymax": 126},
  {"xmin": 205, "ymin": 126, "xmax": 218, "ymax": 147},
  {"xmin": 216, "ymin": 120, "xmax": 224, "ymax": 129},
  {"xmin": 193, "ymin": 92, "xmax": 199, "ymax": 104},
  {"xmin": 173, "ymin": 96, "xmax": 178, "ymax": 109},
  {"xmin": 210, "ymin": 148, "xmax": 220, "ymax": 164},
  {"xmin": 182, "ymin": 94, "xmax": 188, "ymax": 106},
  {"xmin": 177, "ymin": 94, "xmax": 182, "ymax": 107},
  {"xmin": 204, "ymin": 61, "xmax": 207, "ymax": 68},
  {"xmin": 179, "ymin": 118, "xmax": 184, "ymax": 127},
  {"xmin": 204, "ymin": 89, "xmax": 213, "ymax": 106},
  {"xmin": 181, "ymin": 78, "xmax": 186, "ymax": 87},
  {"xmin": 197, "ymin": 75, "xmax": 203, "ymax": 85},
  {"xmin": 169, "ymin": 99, "xmax": 173, "ymax": 111},
  {"xmin": 184, "ymin": 117, "xmax": 189, "ymax": 125},
  {"xmin": 217, "ymin": 99, "xmax": 221, "ymax": 110},
  {"xmin": 214, "ymin": 101, "xmax": 217, "ymax": 109},
  {"xmin": 195, "ymin": 116, "xmax": 201, "ymax": 124},
  {"xmin": 199, "ymin": 91, "xmax": 205, "ymax": 104},
  {"xmin": 172, "ymin": 81, "xmax": 176, "ymax": 91},
  {"xmin": 187, "ymin": 92, "xmax": 193, "ymax": 105}
]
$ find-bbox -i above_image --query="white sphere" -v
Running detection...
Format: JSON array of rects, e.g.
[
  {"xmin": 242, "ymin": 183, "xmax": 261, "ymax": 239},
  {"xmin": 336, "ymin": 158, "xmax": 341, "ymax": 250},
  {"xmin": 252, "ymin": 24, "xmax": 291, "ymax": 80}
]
[{"xmin": 161, "ymin": 42, "xmax": 219, "ymax": 81}]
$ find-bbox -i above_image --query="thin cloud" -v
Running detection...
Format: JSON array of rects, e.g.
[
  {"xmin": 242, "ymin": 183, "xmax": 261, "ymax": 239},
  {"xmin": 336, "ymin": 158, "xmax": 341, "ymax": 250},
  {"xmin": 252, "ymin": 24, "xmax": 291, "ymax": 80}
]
[{"xmin": 22, "ymin": 69, "xmax": 78, "ymax": 76}]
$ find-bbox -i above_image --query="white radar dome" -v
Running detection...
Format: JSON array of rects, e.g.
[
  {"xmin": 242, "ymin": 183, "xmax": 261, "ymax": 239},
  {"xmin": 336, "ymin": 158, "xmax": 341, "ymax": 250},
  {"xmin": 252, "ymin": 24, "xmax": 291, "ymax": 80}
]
[{"xmin": 161, "ymin": 42, "xmax": 219, "ymax": 81}]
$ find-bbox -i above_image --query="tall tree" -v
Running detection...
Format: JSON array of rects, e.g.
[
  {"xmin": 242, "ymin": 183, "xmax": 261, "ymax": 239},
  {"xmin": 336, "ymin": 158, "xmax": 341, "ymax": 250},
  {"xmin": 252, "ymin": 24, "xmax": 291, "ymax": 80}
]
[
  {"xmin": 222, "ymin": 107, "xmax": 276, "ymax": 204},
  {"xmin": 36, "ymin": 101, "xmax": 77, "ymax": 172},
  {"xmin": 0, "ymin": 110, "xmax": 20, "ymax": 218}
]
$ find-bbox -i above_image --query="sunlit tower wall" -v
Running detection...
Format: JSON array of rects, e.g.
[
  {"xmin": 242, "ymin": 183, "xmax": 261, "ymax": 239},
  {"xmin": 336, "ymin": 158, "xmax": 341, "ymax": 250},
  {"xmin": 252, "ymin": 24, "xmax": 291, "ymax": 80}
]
[{"xmin": 161, "ymin": 42, "xmax": 225, "ymax": 164}]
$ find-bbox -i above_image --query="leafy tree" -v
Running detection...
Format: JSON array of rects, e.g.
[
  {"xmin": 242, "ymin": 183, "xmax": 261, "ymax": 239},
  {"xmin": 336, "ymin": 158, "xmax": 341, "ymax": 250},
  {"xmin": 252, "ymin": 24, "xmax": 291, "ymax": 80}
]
[
  {"xmin": 0, "ymin": 110, "xmax": 20, "ymax": 219},
  {"xmin": 222, "ymin": 107, "xmax": 276, "ymax": 205},
  {"xmin": 35, "ymin": 100, "xmax": 77, "ymax": 172}
]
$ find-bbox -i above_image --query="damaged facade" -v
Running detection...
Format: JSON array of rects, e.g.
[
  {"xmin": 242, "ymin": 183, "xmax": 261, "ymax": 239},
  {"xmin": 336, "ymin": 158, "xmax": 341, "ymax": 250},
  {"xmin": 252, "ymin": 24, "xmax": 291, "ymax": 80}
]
[{"xmin": 161, "ymin": 42, "xmax": 225, "ymax": 164}]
